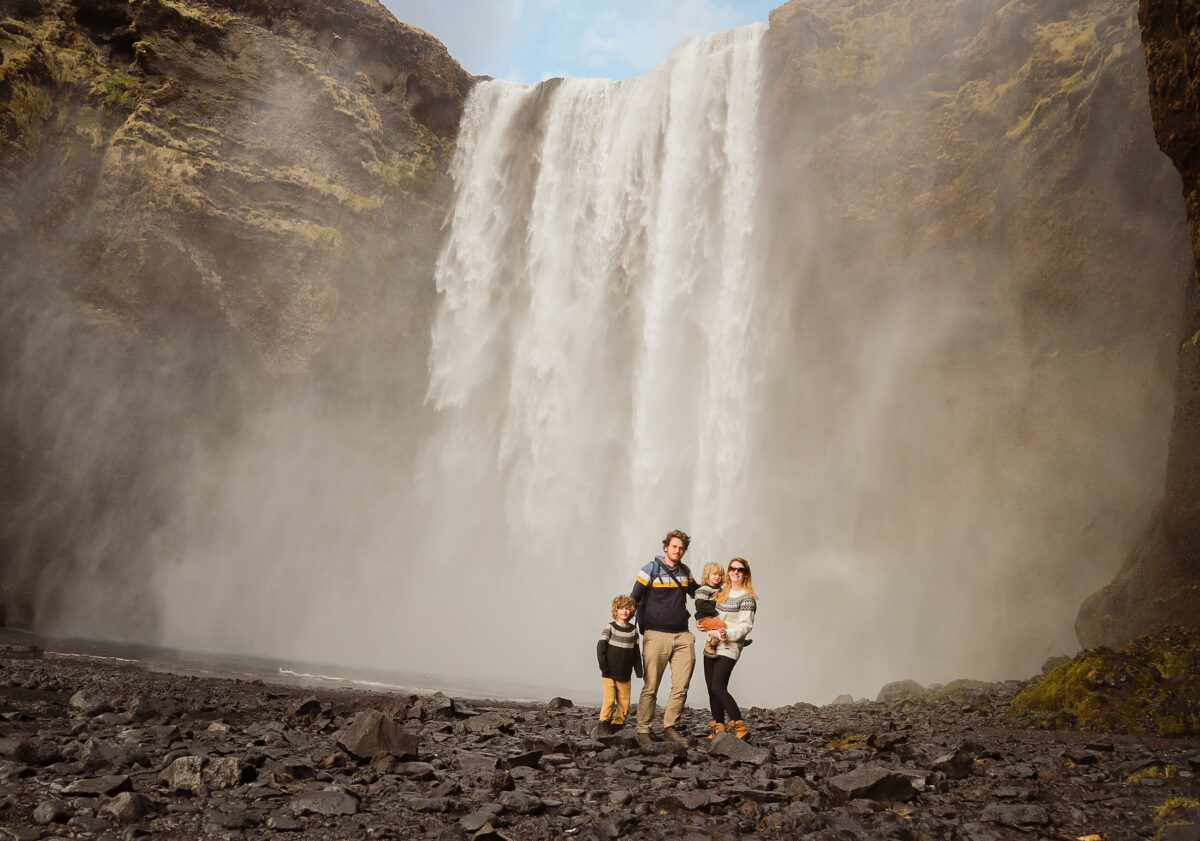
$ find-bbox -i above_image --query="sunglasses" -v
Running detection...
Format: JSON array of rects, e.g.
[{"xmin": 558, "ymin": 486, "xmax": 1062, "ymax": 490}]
[{"xmin": 728, "ymin": 567, "xmax": 747, "ymax": 573}]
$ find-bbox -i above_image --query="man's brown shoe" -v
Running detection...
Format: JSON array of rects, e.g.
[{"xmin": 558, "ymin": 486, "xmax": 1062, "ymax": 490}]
[
  {"xmin": 663, "ymin": 727, "xmax": 688, "ymax": 745},
  {"xmin": 635, "ymin": 732, "xmax": 654, "ymax": 747}
]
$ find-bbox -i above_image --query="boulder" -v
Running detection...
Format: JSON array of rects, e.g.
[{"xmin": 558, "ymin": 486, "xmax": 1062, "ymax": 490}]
[
  {"xmin": 828, "ymin": 764, "xmax": 926, "ymax": 803},
  {"xmin": 289, "ymin": 788, "xmax": 360, "ymax": 816},
  {"xmin": 708, "ymin": 731, "xmax": 770, "ymax": 765},
  {"xmin": 99, "ymin": 791, "xmax": 153, "ymax": 824},
  {"xmin": 31, "ymin": 800, "xmax": 69, "ymax": 825},
  {"xmin": 876, "ymin": 680, "xmax": 927, "ymax": 702},
  {"xmin": 62, "ymin": 775, "xmax": 132, "ymax": 797},
  {"xmin": 69, "ymin": 690, "xmax": 114, "ymax": 717},
  {"xmin": 932, "ymin": 747, "xmax": 975, "ymax": 780},
  {"xmin": 161, "ymin": 756, "xmax": 204, "ymax": 791},
  {"xmin": 204, "ymin": 756, "xmax": 249, "ymax": 789},
  {"xmin": 336, "ymin": 709, "xmax": 419, "ymax": 760}
]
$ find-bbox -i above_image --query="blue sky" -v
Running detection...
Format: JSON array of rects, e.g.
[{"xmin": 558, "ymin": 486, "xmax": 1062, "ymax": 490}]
[{"xmin": 381, "ymin": 0, "xmax": 780, "ymax": 83}]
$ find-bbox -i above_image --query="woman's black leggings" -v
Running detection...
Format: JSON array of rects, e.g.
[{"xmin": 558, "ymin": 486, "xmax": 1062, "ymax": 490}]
[{"xmin": 704, "ymin": 654, "xmax": 742, "ymax": 723}]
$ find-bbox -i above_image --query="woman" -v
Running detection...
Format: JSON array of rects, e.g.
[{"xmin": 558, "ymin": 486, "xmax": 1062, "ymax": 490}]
[{"xmin": 703, "ymin": 557, "xmax": 757, "ymax": 739}]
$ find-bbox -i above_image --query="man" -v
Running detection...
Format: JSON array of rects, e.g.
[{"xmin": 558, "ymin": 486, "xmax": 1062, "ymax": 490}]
[{"xmin": 630, "ymin": 529, "xmax": 697, "ymax": 745}]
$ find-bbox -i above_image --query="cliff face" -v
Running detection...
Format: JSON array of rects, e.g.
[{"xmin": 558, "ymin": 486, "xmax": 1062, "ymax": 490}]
[
  {"xmin": 1, "ymin": 0, "xmax": 469, "ymax": 373},
  {"xmin": 759, "ymin": 0, "xmax": 1192, "ymax": 655},
  {"xmin": 1076, "ymin": 0, "xmax": 1200, "ymax": 647},
  {"xmin": 0, "ymin": 0, "xmax": 470, "ymax": 628}
]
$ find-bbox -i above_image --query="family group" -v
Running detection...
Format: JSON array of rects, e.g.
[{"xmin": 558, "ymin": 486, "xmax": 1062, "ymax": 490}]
[{"xmin": 596, "ymin": 529, "xmax": 758, "ymax": 744}]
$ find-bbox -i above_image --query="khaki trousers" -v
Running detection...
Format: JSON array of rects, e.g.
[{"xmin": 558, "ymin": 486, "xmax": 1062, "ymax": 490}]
[
  {"xmin": 600, "ymin": 678, "xmax": 631, "ymax": 724},
  {"xmin": 636, "ymin": 629, "xmax": 695, "ymax": 733}
]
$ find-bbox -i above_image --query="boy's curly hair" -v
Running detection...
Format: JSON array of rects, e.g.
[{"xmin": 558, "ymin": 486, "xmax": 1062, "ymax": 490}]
[
  {"xmin": 611, "ymin": 594, "xmax": 636, "ymax": 619},
  {"xmin": 700, "ymin": 562, "xmax": 726, "ymax": 587}
]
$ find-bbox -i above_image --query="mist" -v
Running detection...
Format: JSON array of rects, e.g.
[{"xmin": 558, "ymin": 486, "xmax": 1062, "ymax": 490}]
[{"xmin": 1, "ymin": 0, "xmax": 1190, "ymax": 707}]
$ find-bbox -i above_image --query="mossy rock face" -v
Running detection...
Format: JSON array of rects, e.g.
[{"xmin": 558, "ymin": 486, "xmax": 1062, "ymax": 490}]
[{"xmin": 1009, "ymin": 626, "xmax": 1200, "ymax": 736}]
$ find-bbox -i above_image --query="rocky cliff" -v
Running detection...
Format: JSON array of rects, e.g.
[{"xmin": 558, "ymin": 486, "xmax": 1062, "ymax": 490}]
[
  {"xmin": 0, "ymin": 0, "xmax": 470, "ymax": 627},
  {"xmin": 1076, "ymin": 0, "xmax": 1200, "ymax": 646},
  {"xmin": 760, "ymin": 0, "xmax": 1193, "ymax": 652}
]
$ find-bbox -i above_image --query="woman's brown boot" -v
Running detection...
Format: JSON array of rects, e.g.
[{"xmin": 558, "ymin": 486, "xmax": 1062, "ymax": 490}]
[
  {"xmin": 707, "ymin": 720, "xmax": 727, "ymax": 739},
  {"xmin": 729, "ymin": 719, "xmax": 749, "ymax": 739}
]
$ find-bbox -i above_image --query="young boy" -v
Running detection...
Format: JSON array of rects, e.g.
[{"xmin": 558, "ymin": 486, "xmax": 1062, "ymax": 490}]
[{"xmin": 596, "ymin": 594, "xmax": 643, "ymax": 734}]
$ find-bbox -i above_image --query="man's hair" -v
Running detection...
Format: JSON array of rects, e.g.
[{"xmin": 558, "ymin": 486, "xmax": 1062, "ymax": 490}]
[
  {"xmin": 612, "ymin": 594, "xmax": 636, "ymax": 618},
  {"xmin": 662, "ymin": 529, "xmax": 691, "ymax": 551}
]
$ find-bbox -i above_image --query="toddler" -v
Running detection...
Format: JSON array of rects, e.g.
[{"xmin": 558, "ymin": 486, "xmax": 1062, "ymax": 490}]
[{"xmin": 695, "ymin": 562, "xmax": 727, "ymax": 656}]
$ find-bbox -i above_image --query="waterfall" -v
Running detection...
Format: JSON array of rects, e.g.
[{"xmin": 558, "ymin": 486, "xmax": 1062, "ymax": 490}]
[
  {"xmin": 425, "ymin": 24, "xmax": 769, "ymax": 568},
  {"xmin": 142, "ymin": 15, "xmax": 1181, "ymax": 708}
]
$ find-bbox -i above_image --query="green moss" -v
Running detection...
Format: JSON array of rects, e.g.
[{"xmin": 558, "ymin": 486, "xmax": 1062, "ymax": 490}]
[
  {"xmin": 1152, "ymin": 797, "xmax": 1199, "ymax": 821},
  {"xmin": 1008, "ymin": 627, "xmax": 1200, "ymax": 736},
  {"xmin": 826, "ymin": 732, "xmax": 869, "ymax": 751},
  {"xmin": 96, "ymin": 67, "xmax": 140, "ymax": 109},
  {"xmin": 1128, "ymin": 765, "xmax": 1179, "ymax": 783}
]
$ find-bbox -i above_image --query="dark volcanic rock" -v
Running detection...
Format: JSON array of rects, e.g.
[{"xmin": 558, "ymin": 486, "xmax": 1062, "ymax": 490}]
[
  {"xmin": 3, "ymin": 640, "xmax": 1200, "ymax": 841},
  {"xmin": 337, "ymin": 709, "xmax": 419, "ymax": 760},
  {"xmin": 827, "ymin": 764, "xmax": 926, "ymax": 803}
]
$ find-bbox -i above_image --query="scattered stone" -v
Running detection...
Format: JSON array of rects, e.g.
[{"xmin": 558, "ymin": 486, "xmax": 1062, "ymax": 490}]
[
  {"xmin": 99, "ymin": 791, "xmax": 153, "ymax": 823},
  {"xmin": 204, "ymin": 755, "xmax": 248, "ymax": 788},
  {"xmin": 498, "ymin": 790, "xmax": 543, "ymax": 814},
  {"xmin": 547, "ymin": 697, "xmax": 574, "ymax": 710},
  {"xmin": 284, "ymin": 697, "xmax": 325, "ymax": 727},
  {"xmin": 69, "ymin": 689, "xmax": 114, "ymax": 716},
  {"xmin": 932, "ymin": 747, "xmax": 975, "ymax": 779},
  {"xmin": 32, "ymin": 799, "xmax": 69, "ymax": 825},
  {"xmin": 458, "ymin": 752, "xmax": 502, "ymax": 774},
  {"xmin": 461, "ymin": 803, "xmax": 505, "ymax": 832},
  {"xmin": 62, "ymin": 774, "xmax": 132, "ymax": 797},
  {"xmin": 290, "ymin": 788, "xmax": 360, "ymax": 816},
  {"xmin": 161, "ymin": 755, "xmax": 204, "ymax": 790},
  {"xmin": 503, "ymin": 750, "xmax": 542, "ymax": 769}
]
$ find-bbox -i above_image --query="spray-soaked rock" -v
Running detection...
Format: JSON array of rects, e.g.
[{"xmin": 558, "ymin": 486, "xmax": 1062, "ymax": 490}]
[
  {"xmin": 876, "ymin": 680, "xmax": 927, "ymax": 702},
  {"xmin": 336, "ymin": 709, "xmax": 419, "ymax": 760}
]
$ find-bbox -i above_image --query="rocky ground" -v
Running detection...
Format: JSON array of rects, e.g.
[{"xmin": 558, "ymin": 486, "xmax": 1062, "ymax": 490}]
[{"xmin": 1, "ymin": 644, "xmax": 1199, "ymax": 841}]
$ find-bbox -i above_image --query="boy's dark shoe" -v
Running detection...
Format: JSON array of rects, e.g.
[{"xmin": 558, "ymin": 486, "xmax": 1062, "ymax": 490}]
[
  {"xmin": 663, "ymin": 727, "xmax": 688, "ymax": 745},
  {"xmin": 596, "ymin": 720, "xmax": 613, "ymax": 736}
]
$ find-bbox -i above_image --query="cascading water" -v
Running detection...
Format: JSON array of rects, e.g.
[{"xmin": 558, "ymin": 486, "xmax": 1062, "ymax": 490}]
[{"xmin": 425, "ymin": 24, "xmax": 768, "ymax": 571}]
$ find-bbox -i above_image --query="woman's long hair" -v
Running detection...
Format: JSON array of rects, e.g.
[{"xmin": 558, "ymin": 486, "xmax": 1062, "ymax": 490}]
[{"xmin": 717, "ymin": 557, "xmax": 758, "ymax": 603}]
